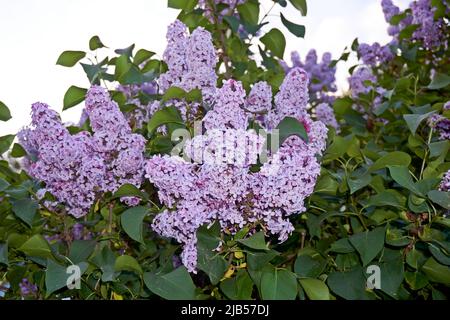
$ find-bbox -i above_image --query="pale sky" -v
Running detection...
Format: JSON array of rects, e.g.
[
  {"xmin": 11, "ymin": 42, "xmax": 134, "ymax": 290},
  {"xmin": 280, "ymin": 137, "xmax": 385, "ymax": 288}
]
[{"xmin": 0, "ymin": 0, "xmax": 411, "ymax": 136}]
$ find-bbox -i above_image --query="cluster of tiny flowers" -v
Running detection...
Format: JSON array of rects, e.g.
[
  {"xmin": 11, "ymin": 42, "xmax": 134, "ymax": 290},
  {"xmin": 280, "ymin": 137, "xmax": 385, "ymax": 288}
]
[
  {"xmin": 348, "ymin": 67, "xmax": 377, "ymax": 98},
  {"xmin": 19, "ymin": 86, "xmax": 146, "ymax": 217},
  {"xmin": 358, "ymin": 42, "xmax": 394, "ymax": 67},
  {"xmin": 410, "ymin": 0, "xmax": 447, "ymax": 49},
  {"xmin": 146, "ymin": 68, "xmax": 327, "ymax": 272},
  {"xmin": 115, "ymin": 82, "xmax": 159, "ymax": 129},
  {"xmin": 315, "ymin": 103, "xmax": 340, "ymax": 132},
  {"xmin": 281, "ymin": 50, "xmax": 337, "ymax": 104},
  {"xmin": 439, "ymin": 170, "xmax": 450, "ymax": 192},
  {"xmin": 158, "ymin": 20, "xmax": 217, "ymax": 121},
  {"xmin": 19, "ymin": 279, "xmax": 38, "ymax": 298}
]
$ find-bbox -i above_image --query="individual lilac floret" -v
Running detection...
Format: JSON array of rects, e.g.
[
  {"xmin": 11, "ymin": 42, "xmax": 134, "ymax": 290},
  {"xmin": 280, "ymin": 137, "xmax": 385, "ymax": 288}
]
[
  {"xmin": 315, "ymin": 103, "xmax": 340, "ymax": 132},
  {"xmin": 439, "ymin": 170, "xmax": 450, "ymax": 192},
  {"xmin": 358, "ymin": 42, "xmax": 394, "ymax": 67},
  {"xmin": 348, "ymin": 67, "xmax": 377, "ymax": 98}
]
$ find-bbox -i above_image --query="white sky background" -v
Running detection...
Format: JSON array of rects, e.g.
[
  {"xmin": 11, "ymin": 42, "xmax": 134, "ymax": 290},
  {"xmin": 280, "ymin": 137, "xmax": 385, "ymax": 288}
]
[{"xmin": 0, "ymin": 0, "xmax": 411, "ymax": 136}]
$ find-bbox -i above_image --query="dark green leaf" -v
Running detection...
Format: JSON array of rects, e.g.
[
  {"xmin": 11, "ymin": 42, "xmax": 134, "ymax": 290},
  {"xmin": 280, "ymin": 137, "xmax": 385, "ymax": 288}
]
[
  {"xmin": 428, "ymin": 190, "xmax": 450, "ymax": 209},
  {"xmin": 56, "ymin": 51, "xmax": 86, "ymax": 67},
  {"xmin": 134, "ymin": 49, "xmax": 155, "ymax": 65},
  {"xmin": 327, "ymin": 267, "xmax": 375, "ymax": 300},
  {"xmin": 63, "ymin": 86, "xmax": 87, "ymax": 110},
  {"xmin": 168, "ymin": 0, "xmax": 197, "ymax": 10},
  {"xmin": 280, "ymin": 13, "xmax": 305, "ymax": 37},
  {"xmin": 11, "ymin": 198, "xmax": 38, "ymax": 227},
  {"xmin": 403, "ymin": 111, "xmax": 436, "ymax": 135},
  {"xmin": 0, "ymin": 134, "xmax": 15, "ymax": 154},
  {"xmin": 288, "ymin": 0, "xmax": 307, "ymax": 15},
  {"xmin": 427, "ymin": 72, "xmax": 450, "ymax": 90},
  {"xmin": 237, "ymin": 232, "xmax": 268, "ymax": 251},
  {"xmin": 0, "ymin": 242, "xmax": 8, "ymax": 265},
  {"xmin": 388, "ymin": 166, "xmax": 423, "ymax": 196},
  {"xmin": 349, "ymin": 226, "xmax": 385, "ymax": 266},
  {"xmin": 422, "ymin": 257, "xmax": 450, "ymax": 285},
  {"xmin": 147, "ymin": 106, "xmax": 184, "ymax": 135},
  {"xmin": 115, "ymin": 255, "xmax": 143, "ymax": 274},
  {"xmin": 260, "ymin": 28, "xmax": 286, "ymax": 58},
  {"xmin": 237, "ymin": 1, "xmax": 259, "ymax": 26},
  {"xmin": 261, "ymin": 268, "xmax": 297, "ymax": 300},
  {"xmin": 89, "ymin": 35, "xmax": 105, "ymax": 50},
  {"xmin": 220, "ymin": 270, "xmax": 253, "ymax": 300},
  {"xmin": 0, "ymin": 101, "xmax": 11, "ymax": 121},
  {"xmin": 144, "ymin": 267, "xmax": 196, "ymax": 300},
  {"xmin": 299, "ymin": 278, "xmax": 330, "ymax": 300},
  {"xmin": 11, "ymin": 143, "xmax": 26, "ymax": 158},
  {"xmin": 69, "ymin": 240, "xmax": 96, "ymax": 264},
  {"xmin": 120, "ymin": 206, "xmax": 149, "ymax": 244},
  {"xmin": 19, "ymin": 234, "xmax": 53, "ymax": 259},
  {"xmin": 276, "ymin": 117, "xmax": 309, "ymax": 147},
  {"xmin": 369, "ymin": 151, "xmax": 411, "ymax": 172}
]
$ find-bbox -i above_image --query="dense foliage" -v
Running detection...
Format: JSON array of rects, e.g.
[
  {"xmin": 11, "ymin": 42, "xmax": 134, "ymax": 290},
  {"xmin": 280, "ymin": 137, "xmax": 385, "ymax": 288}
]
[{"xmin": 0, "ymin": 0, "xmax": 449, "ymax": 300}]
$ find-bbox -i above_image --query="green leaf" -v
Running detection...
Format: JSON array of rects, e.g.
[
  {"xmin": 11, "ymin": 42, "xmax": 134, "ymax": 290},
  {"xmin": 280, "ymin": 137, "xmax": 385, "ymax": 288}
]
[
  {"xmin": 429, "ymin": 140, "xmax": 450, "ymax": 158},
  {"xmin": 115, "ymin": 55, "xmax": 131, "ymax": 80},
  {"xmin": 112, "ymin": 183, "xmax": 147, "ymax": 200},
  {"xmin": 237, "ymin": 1, "xmax": 259, "ymax": 26},
  {"xmin": 429, "ymin": 245, "xmax": 450, "ymax": 266},
  {"xmin": 378, "ymin": 256, "xmax": 404, "ymax": 298},
  {"xmin": 349, "ymin": 226, "xmax": 385, "ymax": 266},
  {"xmin": 294, "ymin": 253, "xmax": 326, "ymax": 278},
  {"xmin": 147, "ymin": 106, "xmax": 184, "ymax": 135},
  {"xmin": 299, "ymin": 278, "xmax": 330, "ymax": 300},
  {"xmin": 19, "ymin": 234, "xmax": 53, "ymax": 259},
  {"xmin": 276, "ymin": 116, "xmax": 309, "ymax": 147},
  {"xmin": 69, "ymin": 240, "xmax": 96, "ymax": 264},
  {"xmin": 220, "ymin": 270, "xmax": 253, "ymax": 300},
  {"xmin": 11, "ymin": 143, "xmax": 26, "ymax": 158},
  {"xmin": 161, "ymin": 86, "xmax": 186, "ymax": 102},
  {"xmin": 133, "ymin": 49, "xmax": 155, "ymax": 66},
  {"xmin": 260, "ymin": 28, "xmax": 286, "ymax": 58},
  {"xmin": 45, "ymin": 259, "xmax": 69, "ymax": 295},
  {"xmin": 247, "ymin": 250, "xmax": 279, "ymax": 271},
  {"xmin": 90, "ymin": 246, "xmax": 116, "ymax": 282},
  {"xmin": 348, "ymin": 172, "xmax": 372, "ymax": 194},
  {"xmin": 0, "ymin": 242, "xmax": 8, "ymax": 265},
  {"xmin": 261, "ymin": 268, "xmax": 298, "ymax": 300},
  {"xmin": 197, "ymin": 223, "xmax": 228, "ymax": 285},
  {"xmin": 223, "ymin": 16, "xmax": 240, "ymax": 33},
  {"xmin": 0, "ymin": 177, "xmax": 10, "ymax": 192},
  {"xmin": 330, "ymin": 238, "xmax": 355, "ymax": 253},
  {"xmin": 368, "ymin": 190, "xmax": 405, "ymax": 208},
  {"xmin": 89, "ymin": 35, "xmax": 105, "ymax": 50},
  {"xmin": 280, "ymin": 13, "xmax": 305, "ymax": 37},
  {"xmin": 56, "ymin": 50, "xmax": 86, "ymax": 67},
  {"xmin": 144, "ymin": 267, "xmax": 196, "ymax": 300},
  {"xmin": 388, "ymin": 166, "xmax": 423, "ymax": 196},
  {"xmin": 63, "ymin": 86, "xmax": 87, "ymax": 110},
  {"xmin": 427, "ymin": 72, "xmax": 450, "ymax": 90},
  {"xmin": 428, "ymin": 190, "xmax": 450, "ymax": 209},
  {"xmin": 327, "ymin": 267, "xmax": 375, "ymax": 300},
  {"xmin": 369, "ymin": 151, "xmax": 411, "ymax": 172},
  {"xmin": 0, "ymin": 101, "xmax": 11, "ymax": 121},
  {"xmin": 168, "ymin": 0, "xmax": 197, "ymax": 10},
  {"xmin": 403, "ymin": 111, "xmax": 436, "ymax": 135},
  {"xmin": 422, "ymin": 257, "xmax": 450, "ymax": 285},
  {"xmin": 0, "ymin": 134, "xmax": 15, "ymax": 154},
  {"xmin": 120, "ymin": 206, "xmax": 149, "ymax": 244},
  {"xmin": 115, "ymin": 255, "xmax": 143, "ymax": 275},
  {"xmin": 114, "ymin": 44, "xmax": 135, "ymax": 58},
  {"xmin": 237, "ymin": 232, "xmax": 268, "ymax": 251},
  {"xmin": 11, "ymin": 198, "xmax": 38, "ymax": 227},
  {"xmin": 289, "ymin": 0, "xmax": 307, "ymax": 15}
]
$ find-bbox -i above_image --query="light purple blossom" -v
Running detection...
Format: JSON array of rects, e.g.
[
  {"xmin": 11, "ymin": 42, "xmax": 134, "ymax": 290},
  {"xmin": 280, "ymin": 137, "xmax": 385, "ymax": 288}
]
[
  {"xmin": 315, "ymin": 103, "xmax": 339, "ymax": 132},
  {"xmin": 439, "ymin": 170, "xmax": 450, "ymax": 192},
  {"xmin": 348, "ymin": 67, "xmax": 377, "ymax": 98},
  {"xmin": 358, "ymin": 42, "xmax": 394, "ymax": 66}
]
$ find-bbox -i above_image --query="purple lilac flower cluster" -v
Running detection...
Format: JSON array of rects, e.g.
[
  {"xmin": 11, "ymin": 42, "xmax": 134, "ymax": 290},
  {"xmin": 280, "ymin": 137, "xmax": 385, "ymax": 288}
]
[
  {"xmin": 315, "ymin": 103, "xmax": 340, "ymax": 132},
  {"xmin": 158, "ymin": 20, "xmax": 217, "ymax": 121},
  {"xmin": 358, "ymin": 42, "xmax": 394, "ymax": 67},
  {"xmin": 440, "ymin": 170, "xmax": 450, "ymax": 192},
  {"xmin": 145, "ymin": 68, "xmax": 327, "ymax": 272},
  {"xmin": 19, "ymin": 279, "xmax": 38, "ymax": 298},
  {"xmin": 382, "ymin": 0, "xmax": 447, "ymax": 49},
  {"xmin": 19, "ymin": 86, "xmax": 146, "ymax": 217},
  {"xmin": 348, "ymin": 67, "xmax": 377, "ymax": 99},
  {"xmin": 281, "ymin": 50, "xmax": 337, "ymax": 104},
  {"xmin": 409, "ymin": 0, "xmax": 447, "ymax": 49}
]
